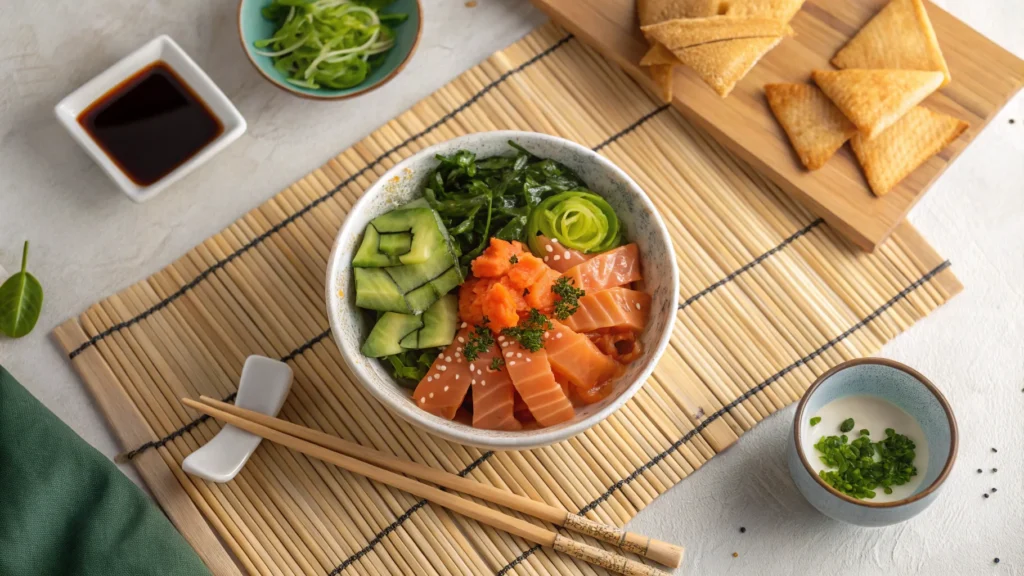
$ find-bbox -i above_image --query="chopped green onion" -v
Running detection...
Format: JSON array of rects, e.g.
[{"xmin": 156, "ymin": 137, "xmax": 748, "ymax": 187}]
[
  {"xmin": 814, "ymin": 426, "xmax": 918, "ymax": 500},
  {"xmin": 809, "ymin": 416, "xmax": 821, "ymax": 426},
  {"xmin": 839, "ymin": 417, "xmax": 855, "ymax": 433}
]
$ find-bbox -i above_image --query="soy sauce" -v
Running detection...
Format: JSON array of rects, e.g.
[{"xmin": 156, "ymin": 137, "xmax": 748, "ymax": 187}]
[{"xmin": 78, "ymin": 61, "xmax": 223, "ymax": 186}]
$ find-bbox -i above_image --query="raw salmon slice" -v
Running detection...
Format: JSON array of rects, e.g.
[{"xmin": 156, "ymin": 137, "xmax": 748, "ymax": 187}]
[
  {"xmin": 469, "ymin": 345, "xmax": 522, "ymax": 431},
  {"xmin": 503, "ymin": 344, "xmax": 575, "ymax": 427},
  {"xmin": 563, "ymin": 243, "xmax": 642, "ymax": 293},
  {"xmin": 411, "ymin": 328, "xmax": 473, "ymax": 419},
  {"xmin": 564, "ymin": 287, "xmax": 652, "ymax": 333},
  {"xmin": 543, "ymin": 320, "xmax": 619, "ymax": 390},
  {"xmin": 535, "ymin": 235, "xmax": 590, "ymax": 273}
]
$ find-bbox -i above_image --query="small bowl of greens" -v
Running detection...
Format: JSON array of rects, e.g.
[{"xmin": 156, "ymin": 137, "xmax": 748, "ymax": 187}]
[
  {"xmin": 325, "ymin": 131, "xmax": 679, "ymax": 449},
  {"xmin": 238, "ymin": 0, "xmax": 422, "ymax": 99}
]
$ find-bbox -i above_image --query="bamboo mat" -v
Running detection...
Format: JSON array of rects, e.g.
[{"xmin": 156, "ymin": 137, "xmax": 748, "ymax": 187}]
[{"xmin": 54, "ymin": 23, "xmax": 962, "ymax": 576}]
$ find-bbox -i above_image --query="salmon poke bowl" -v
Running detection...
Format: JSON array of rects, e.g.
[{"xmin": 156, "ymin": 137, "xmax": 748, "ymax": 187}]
[{"xmin": 326, "ymin": 131, "xmax": 678, "ymax": 449}]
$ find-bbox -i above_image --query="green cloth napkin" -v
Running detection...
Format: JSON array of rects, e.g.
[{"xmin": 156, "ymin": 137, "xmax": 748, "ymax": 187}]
[{"xmin": 0, "ymin": 365, "xmax": 212, "ymax": 576}]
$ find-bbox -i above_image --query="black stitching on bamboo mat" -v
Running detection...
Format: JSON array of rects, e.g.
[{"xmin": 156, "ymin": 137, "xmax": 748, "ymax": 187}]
[
  {"xmin": 593, "ymin": 104, "xmax": 670, "ymax": 151},
  {"xmin": 67, "ymin": 33, "xmax": 576, "ymax": 362},
  {"xmin": 678, "ymin": 218, "xmax": 824, "ymax": 311},
  {"xmin": 495, "ymin": 259, "xmax": 952, "ymax": 575}
]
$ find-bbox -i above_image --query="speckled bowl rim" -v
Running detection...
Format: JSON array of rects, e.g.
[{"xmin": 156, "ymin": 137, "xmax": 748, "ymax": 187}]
[
  {"xmin": 236, "ymin": 0, "xmax": 423, "ymax": 101},
  {"xmin": 325, "ymin": 131, "xmax": 679, "ymax": 450},
  {"xmin": 793, "ymin": 357, "xmax": 958, "ymax": 508}
]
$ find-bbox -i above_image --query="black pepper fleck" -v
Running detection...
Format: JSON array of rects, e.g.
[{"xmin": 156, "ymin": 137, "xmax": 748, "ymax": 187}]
[
  {"xmin": 977, "ymin": 469, "xmax": 983, "ymax": 473},
  {"xmin": 983, "ymin": 493, "xmax": 990, "ymax": 499},
  {"xmin": 995, "ymin": 558, "xmax": 1000, "ymax": 564},
  {"xmin": 992, "ymin": 468, "xmax": 998, "ymax": 473},
  {"xmin": 992, "ymin": 447, "xmax": 998, "ymax": 453},
  {"xmin": 1010, "ymin": 118, "xmax": 1016, "ymax": 124},
  {"xmin": 739, "ymin": 527, "xmax": 746, "ymax": 533},
  {"xmin": 992, "ymin": 488, "xmax": 997, "ymax": 493}
]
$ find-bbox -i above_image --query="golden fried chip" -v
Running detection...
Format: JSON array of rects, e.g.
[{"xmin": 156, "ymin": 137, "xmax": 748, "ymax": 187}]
[
  {"xmin": 642, "ymin": 16, "xmax": 790, "ymax": 49},
  {"xmin": 832, "ymin": 0, "xmax": 950, "ymax": 87},
  {"xmin": 640, "ymin": 43, "xmax": 682, "ymax": 66},
  {"xmin": 725, "ymin": 0, "xmax": 806, "ymax": 21},
  {"xmin": 637, "ymin": 0, "xmax": 718, "ymax": 25},
  {"xmin": 850, "ymin": 106, "xmax": 967, "ymax": 196},
  {"xmin": 812, "ymin": 69, "xmax": 943, "ymax": 139},
  {"xmin": 765, "ymin": 83, "xmax": 857, "ymax": 170},
  {"xmin": 673, "ymin": 36, "xmax": 783, "ymax": 97},
  {"xmin": 649, "ymin": 64, "xmax": 675, "ymax": 102}
]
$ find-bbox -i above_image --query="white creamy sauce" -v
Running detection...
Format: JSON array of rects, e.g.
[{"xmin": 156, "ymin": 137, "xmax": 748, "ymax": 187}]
[{"xmin": 801, "ymin": 395, "xmax": 929, "ymax": 503}]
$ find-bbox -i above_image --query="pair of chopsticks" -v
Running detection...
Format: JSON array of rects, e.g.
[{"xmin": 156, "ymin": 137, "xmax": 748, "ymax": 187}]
[{"xmin": 184, "ymin": 396, "xmax": 683, "ymax": 575}]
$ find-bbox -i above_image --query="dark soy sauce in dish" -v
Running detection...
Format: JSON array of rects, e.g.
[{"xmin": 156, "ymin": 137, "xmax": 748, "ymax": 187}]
[{"xmin": 77, "ymin": 61, "xmax": 223, "ymax": 186}]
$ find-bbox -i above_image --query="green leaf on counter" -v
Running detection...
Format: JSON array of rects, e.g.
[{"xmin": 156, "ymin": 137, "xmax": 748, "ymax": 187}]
[{"xmin": 0, "ymin": 242, "xmax": 44, "ymax": 338}]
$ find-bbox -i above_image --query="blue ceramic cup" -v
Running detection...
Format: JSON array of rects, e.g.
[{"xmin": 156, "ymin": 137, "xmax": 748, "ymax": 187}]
[{"xmin": 788, "ymin": 358, "xmax": 957, "ymax": 527}]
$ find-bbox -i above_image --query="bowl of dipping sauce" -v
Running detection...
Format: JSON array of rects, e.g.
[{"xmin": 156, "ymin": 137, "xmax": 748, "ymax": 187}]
[
  {"xmin": 55, "ymin": 36, "xmax": 246, "ymax": 203},
  {"xmin": 788, "ymin": 358, "xmax": 957, "ymax": 527}
]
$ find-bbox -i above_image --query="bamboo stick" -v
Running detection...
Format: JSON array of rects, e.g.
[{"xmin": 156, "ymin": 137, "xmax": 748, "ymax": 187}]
[{"xmin": 183, "ymin": 398, "xmax": 674, "ymax": 576}]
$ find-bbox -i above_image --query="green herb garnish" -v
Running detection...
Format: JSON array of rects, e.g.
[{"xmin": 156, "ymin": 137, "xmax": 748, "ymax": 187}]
[
  {"xmin": 0, "ymin": 242, "xmax": 44, "ymax": 339},
  {"xmin": 522, "ymin": 288, "xmax": 530, "ymax": 297},
  {"xmin": 552, "ymin": 276, "xmax": 585, "ymax": 320},
  {"xmin": 423, "ymin": 143, "xmax": 589, "ymax": 265},
  {"xmin": 501, "ymin": 309, "xmax": 552, "ymax": 352},
  {"xmin": 814, "ymin": 427, "xmax": 918, "ymax": 500},
  {"xmin": 509, "ymin": 254, "xmax": 519, "ymax": 265},
  {"xmin": 254, "ymin": 0, "xmax": 407, "ymax": 90},
  {"xmin": 809, "ymin": 416, "xmax": 821, "ymax": 426},
  {"xmin": 489, "ymin": 356, "xmax": 504, "ymax": 371},
  {"xmin": 463, "ymin": 324, "xmax": 494, "ymax": 362},
  {"xmin": 839, "ymin": 417, "xmax": 855, "ymax": 433},
  {"xmin": 859, "ymin": 429, "xmax": 870, "ymax": 436},
  {"xmin": 384, "ymin": 348, "xmax": 440, "ymax": 387}
]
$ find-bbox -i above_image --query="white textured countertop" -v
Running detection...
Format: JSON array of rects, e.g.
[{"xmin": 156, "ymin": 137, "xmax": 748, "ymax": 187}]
[{"xmin": 1, "ymin": 0, "xmax": 1021, "ymax": 574}]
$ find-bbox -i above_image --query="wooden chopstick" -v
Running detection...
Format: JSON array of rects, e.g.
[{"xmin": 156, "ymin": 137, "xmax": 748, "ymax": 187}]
[
  {"xmin": 195, "ymin": 395, "xmax": 684, "ymax": 568},
  {"xmin": 183, "ymin": 397, "xmax": 675, "ymax": 576}
]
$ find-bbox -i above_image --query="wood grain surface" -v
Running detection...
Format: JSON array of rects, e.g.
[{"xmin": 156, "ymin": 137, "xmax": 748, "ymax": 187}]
[{"xmin": 527, "ymin": 0, "xmax": 1024, "ymax": 251}]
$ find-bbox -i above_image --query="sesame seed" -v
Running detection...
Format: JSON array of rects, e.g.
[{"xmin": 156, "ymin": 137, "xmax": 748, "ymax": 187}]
[
  {"xmin": 455, "ymin": 351, "xmax": 461, "ymax": 357},
  {"xmin": 458, "ymin": 337, "xmax": 465, "ymax": 343},
  {"xmin": 439, "ymin": 365, "xmax": 447, "ymax": 372},
  {"xmin": 456, "ymin": 346, "xmax": 462, "ymax": 352},
  {"xmin": 472, "ymin": 379, "xmax": 477, "ymax": 385},
  {"xmin": 461, "ymin": 322, "xmax": 468, "ymax": 328},
  {"xmin": 556, "ymin": 332, "xmax": 563, "ymax": 339},
  {"xmin": 509, "ymin": 361, "xmax": 516, "ymax": 366},
  {"xmin": 551, "ymin": 237, "xmax": 559, "ymax": 244},
  {"xmin": 502, "ymin": 342, "xmax": 509, "ymax": 348},
  {"xmin": 516, "ymin": 353, "xmax": 522, "ymax": 358},
  {"xmin": 429, "ymin": 393, "xmax": 434, "ymax": 398},
  {"xmin": 544, "ymin": 256, "xmax": 549, "ymax": 262},
  {"xmin": 544, "ymin": 331, "xmax": 550, "ymax": 338},
  {"xmin": 526, "ymin": 358, "xmax": 531, "ymax": 362},
  {"xmin": 438, "ymin": 353, "xmax": 444, "ymax": 359},
  {"xmin": 480, "ymin": 381, "xmax": 486, "ymax": 386},
  {"xmin": 553, "ymin": 255, "xmax": 561, "ymax": 261},
  {"xmin": 420, "ymin": 397, "xmax": 425, "ymax": 404},
  {"xmin": 635, "ymin": 302, "xmax": 641, "ymax": 310},
  {"xmin": 498, "ymin": 335, "xmax": 506, "ymax": 341},
  {"xmin": 506, "ymin": 352, "xmax": 513, "ymax": 358},
  {"xmin": 563, "ymin": 251, "xmax": 570, "ymax": 259},
  {"xmin": 454, "ymin": 375, "xmax": 459, "ymax": 381},
  {"xmin": 427, "ymin": 376, "xmax": 433, "ymax": 382},
  {"xmin": 457, "ymin": 358, "xmax": 463, "ymax": 363},
  {"xmin": 545, "ymin": 245, "xmax": 553, "ymax": 253},
  {"xmin": 444, "ymin": 385, "xmax": 449, "ymax": 392},
  {"xmin": 445, "ymin": 356, "xmax": 452, "ymax": 362},
  {"xmin": 469, "ymin": 364, "xmax": 475, "ymax": 371}
]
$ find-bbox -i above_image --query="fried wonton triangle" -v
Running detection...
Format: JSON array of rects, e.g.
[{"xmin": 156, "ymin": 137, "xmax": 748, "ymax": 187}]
[
  {"xmin": 640, "ymin": 43, "xmax": 682, "ymax": 67},
  {"xmin": 812, "ymin": 69, "xmax": 943, "ymax": 139},
  {"xmin": 673, "ymin": 37, "xmax": 783, "ymax": 97},
  {"xmin": 649, "ymin": 64, "xmax": 675, "ymax": 102},
  {"xmin": 765, "ymin": 83, "xmax": 858, "ymax": 170},
  {"xmin": 725, "ymin": 0, "xmax": 806, "ymax": 21},
  {"xmin": 850, "ymin": 106, "xmax": 967, "ymax": 196},
  {"xmin": 832, "ymin": 0, "xmax": 951, "ymax": 87},
  {"xmin": 642, "ymin": 16, "xmax": 791, "ymax": 50},
  {"xmin": 638, "ymin": 0, "xmax": 719, "ymax": 25}
]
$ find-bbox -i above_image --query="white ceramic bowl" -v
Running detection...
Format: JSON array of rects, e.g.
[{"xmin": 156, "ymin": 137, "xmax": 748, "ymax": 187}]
[
  {"xmin": 326, "ymin": 131, "xmax": 679, "ymax": 449},
  {"xmin": 54, "ymin": 35, "xmax": 246, "ymax": 203}
]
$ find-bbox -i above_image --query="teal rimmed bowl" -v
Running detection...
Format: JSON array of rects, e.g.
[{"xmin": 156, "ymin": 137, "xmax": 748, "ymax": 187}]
[{"xmin": 237, "ymin": 0, "xmax": 422, "ymax": 100}]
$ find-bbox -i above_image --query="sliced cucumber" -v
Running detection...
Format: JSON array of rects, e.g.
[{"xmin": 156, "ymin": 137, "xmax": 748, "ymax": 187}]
[
  {"xmin": 400, "ymin": 294, "xmax": 458, "ymax": 349},
  {"xmin": 354, "ymin": 268, "xmax": 410, "ymax": 313},
  {"xmin": 370, "ymin": 208, "xmax": 446, "ymax": 265},
  {"xmin": 353, "ymin": 226, "xmax": 399, "ymax": 267},
  {"xmin": 362, "ymin": 313, "xmax": 423, "ymax": 357},
  {"xmin": 379, "ymin": 232, "xmax": 412, "ymax": 256},
  {"xmin": 386, "ymin": 248, "xmax": 456, "ymax": 292},
  {"xmin": 404, "ymin": 198, "xmax": 430, "ymax": 209}
]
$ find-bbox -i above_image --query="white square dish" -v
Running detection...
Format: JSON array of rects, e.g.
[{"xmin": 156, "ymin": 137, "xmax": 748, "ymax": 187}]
[{"xmin": 54, "ymin": 35, "xmax": 246, "ymax": 203}]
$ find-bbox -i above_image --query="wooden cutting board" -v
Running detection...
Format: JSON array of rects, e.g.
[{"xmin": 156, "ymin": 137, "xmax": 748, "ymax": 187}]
[{"xmin": 528, "ymin": 0, "xmax": 1024, "ymax": 251}]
